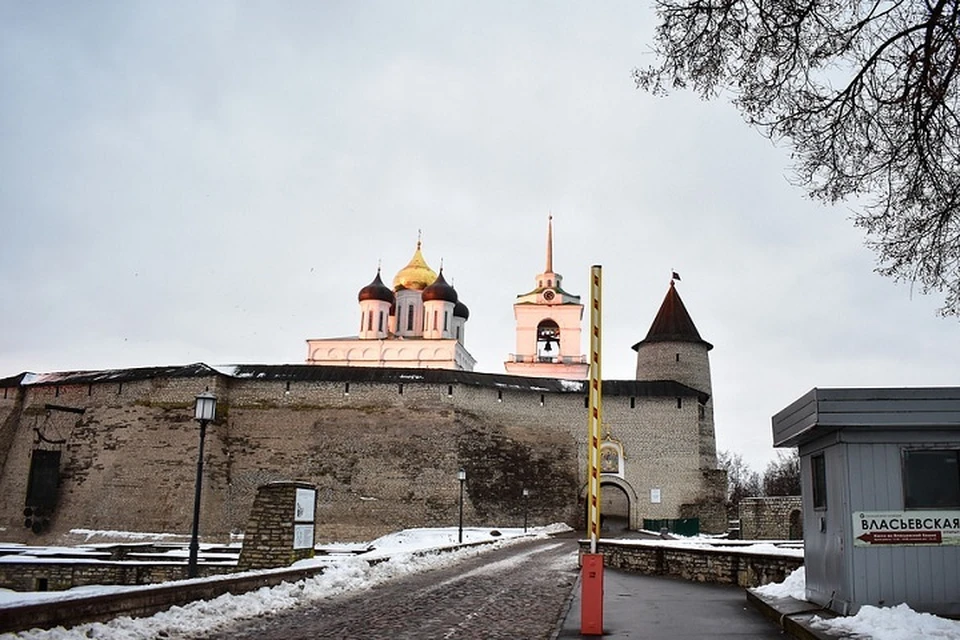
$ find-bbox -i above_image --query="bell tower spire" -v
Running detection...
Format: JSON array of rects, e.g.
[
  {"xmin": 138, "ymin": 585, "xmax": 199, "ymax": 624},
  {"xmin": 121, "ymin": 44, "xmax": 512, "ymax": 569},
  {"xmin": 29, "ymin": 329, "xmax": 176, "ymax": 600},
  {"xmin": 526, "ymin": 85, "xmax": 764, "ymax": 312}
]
[
  {"xmin": 546, "ymin": 214, "xmax": 554, "ymax": 273},
  {"xmin": 505, "ymin": 217, "xmax": 588, "ymax": 380}
]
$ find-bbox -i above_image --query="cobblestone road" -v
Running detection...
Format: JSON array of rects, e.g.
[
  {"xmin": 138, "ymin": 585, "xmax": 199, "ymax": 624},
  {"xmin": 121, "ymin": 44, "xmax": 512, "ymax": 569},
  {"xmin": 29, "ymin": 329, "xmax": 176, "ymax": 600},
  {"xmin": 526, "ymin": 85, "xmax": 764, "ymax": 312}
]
[{"xmin": 200, "ymin": 537, "xmax": 579, "ymax": 640}]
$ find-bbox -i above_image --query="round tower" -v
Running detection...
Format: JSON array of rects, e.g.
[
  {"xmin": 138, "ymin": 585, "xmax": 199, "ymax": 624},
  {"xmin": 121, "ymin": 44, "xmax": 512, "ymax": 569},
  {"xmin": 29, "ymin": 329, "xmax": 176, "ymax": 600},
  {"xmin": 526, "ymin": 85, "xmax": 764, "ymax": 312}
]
[
  {"xmin": 357, "ymin": 269, "xmax": 395, "ymax": 340},
  {"xmin": 633, "ymin": 278, "xmax": 716, "ymax": 467},
  {"xmin": 452, "ymin": 299, "xmax": 469, "ymax": 344},
  {"xmin": 421, "ymin": 269, "xmax": 457, "ymax": 339}
]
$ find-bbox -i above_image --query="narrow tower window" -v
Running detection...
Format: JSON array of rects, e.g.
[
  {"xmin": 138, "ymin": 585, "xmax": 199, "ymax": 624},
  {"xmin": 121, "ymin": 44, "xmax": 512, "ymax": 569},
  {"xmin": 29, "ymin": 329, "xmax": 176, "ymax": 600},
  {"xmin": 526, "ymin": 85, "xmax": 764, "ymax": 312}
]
[
  {"xmin": 676, "ymin": 398, "xmax": 682, "ymax": 409},
  {"xmin": 367, "ymin": 310, "xmax": 373, "ymax": 331},
  {"xmin": 378, "ymin": 311, "xmax": 384, "ymax": 332},
  {"xmin": 630, "ymin": 396, "xmax": 635, "ymax": 409},
  {"xmin": 407, "ymin": 305, "xmax": 414, "ymax": 331},
  {"xmin": 676, "ymin": 353, "xmax": 680, "ymax": 362},
  {"xmin": 444, "ymin": 311, "xmax": 449, "ymax": 332}
]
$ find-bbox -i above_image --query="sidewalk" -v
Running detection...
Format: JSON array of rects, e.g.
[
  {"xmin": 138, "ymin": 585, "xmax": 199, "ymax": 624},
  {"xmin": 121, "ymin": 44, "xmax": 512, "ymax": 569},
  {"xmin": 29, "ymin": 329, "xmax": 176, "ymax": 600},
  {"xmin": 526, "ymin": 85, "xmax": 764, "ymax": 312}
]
[{"xmin": 555, "ymin": 568, "xmax": 785, "ymax": 639}]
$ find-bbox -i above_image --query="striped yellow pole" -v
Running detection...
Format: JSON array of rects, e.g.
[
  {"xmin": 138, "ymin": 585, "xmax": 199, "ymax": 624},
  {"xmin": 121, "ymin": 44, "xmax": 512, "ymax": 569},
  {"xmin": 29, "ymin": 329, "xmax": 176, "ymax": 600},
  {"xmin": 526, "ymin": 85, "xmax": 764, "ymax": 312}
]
[{"xmin": 587, "ymin": 265, "xmax": 603, "ymax": 552}]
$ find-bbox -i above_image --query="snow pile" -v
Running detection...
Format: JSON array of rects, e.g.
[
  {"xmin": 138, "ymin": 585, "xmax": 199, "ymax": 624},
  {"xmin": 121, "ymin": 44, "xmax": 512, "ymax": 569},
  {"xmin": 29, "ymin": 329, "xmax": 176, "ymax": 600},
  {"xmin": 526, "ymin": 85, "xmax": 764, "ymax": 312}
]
[
  {"xmin": 753, "ymin": 567, "xmax": 805, "ymax": 600},
  {"xmin": 755, "ymin": 568, "xmax": 960, "ymax": 640},
  {"xmin": 813, "ymin": 603, "xmax": 960, "ymax": 640}
]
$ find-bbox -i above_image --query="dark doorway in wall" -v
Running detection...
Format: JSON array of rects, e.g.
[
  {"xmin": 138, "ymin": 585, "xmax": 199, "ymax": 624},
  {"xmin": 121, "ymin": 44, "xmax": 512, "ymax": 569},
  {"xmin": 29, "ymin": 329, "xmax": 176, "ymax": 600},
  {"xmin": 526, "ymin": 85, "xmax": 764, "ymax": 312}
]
[
  {"xmin": 600, "ymin": 483, "xmax": 630, "ymax": 532},
  {"xmin": 789, "ymin": 509, "xmax": 803, "ymax": 539}
]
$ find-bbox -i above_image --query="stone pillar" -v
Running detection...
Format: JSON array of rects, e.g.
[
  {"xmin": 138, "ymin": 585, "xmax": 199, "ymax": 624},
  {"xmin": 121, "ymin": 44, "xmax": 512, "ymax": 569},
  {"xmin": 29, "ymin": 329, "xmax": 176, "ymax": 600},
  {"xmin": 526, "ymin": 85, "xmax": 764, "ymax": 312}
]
[{"xmin": 238, "ymin": 481, "xmax": 317, "ymax": 570}]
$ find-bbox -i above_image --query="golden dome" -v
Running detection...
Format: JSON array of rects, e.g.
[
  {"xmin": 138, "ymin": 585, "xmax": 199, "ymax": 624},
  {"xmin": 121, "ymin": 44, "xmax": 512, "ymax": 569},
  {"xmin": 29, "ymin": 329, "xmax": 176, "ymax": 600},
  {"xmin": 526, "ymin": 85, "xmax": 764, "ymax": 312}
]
[{"xmin": 392, "ymin": 240, "xmax": 438, "ymax": 291}]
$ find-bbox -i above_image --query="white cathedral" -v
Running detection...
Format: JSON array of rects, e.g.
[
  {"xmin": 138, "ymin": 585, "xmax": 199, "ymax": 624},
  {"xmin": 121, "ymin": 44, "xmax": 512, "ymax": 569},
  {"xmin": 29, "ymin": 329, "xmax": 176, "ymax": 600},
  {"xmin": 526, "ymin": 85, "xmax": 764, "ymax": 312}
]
[
  {"xmin": 305, "ymin": 238, "xmax": 476, "ymax": 371},
  {"xmin": 305, "ymin": 218, "xmax": 591, "ymax": 379}
]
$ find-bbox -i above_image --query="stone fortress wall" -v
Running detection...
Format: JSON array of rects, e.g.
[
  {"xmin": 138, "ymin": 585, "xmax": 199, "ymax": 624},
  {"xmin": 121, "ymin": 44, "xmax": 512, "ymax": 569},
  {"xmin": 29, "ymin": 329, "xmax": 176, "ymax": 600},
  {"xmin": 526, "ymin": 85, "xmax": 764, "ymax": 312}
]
[
  {"xmin": 739, "ymin": 496, "xmax": 803, "ymax": 540},
  {"xmin": 0, "ymin": 364, "xmax": 726, "ymax": 544}
]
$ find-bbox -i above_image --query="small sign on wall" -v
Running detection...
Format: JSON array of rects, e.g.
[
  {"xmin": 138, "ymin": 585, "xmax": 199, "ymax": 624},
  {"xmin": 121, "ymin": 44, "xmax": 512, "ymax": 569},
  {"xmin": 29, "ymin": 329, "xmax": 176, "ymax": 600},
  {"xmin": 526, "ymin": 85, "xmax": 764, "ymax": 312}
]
[
  {"xmin": 650, "ymin": 488, "xmax": 661, "ymax": 504},
  {"xmin": 295, "ymin": 488, "xmax": 316, "ymax": 523},
  {"xmin": 293, "ymin": 524, "xmax": 314, "ymax": 550}
]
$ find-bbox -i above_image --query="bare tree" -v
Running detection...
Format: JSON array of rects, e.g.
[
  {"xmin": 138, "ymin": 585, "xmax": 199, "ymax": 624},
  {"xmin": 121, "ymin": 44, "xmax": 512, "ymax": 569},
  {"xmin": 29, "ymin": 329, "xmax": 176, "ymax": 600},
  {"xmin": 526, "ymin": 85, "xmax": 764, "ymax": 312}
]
[
  {"xmin": 762, "ymin": 449, "xmax": 801, "ymax": 496},
  {"xmin": 636, "ymin": 1, "xmax": 960, "ymax": 316},
  {"xmin": 717, "ymin": 450, "xmax": 762, "ymax": 514}
]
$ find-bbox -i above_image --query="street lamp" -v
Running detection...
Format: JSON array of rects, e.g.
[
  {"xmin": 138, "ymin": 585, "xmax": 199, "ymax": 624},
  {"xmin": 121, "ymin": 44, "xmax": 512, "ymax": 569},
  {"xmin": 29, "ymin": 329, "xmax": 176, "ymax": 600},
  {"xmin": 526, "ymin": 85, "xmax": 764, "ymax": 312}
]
[
  {"xmin": 457, "ymin": 468, "xmax": 467, "ymax": 544},
  {"xmin": 522, "ymin": 488, "xmax": 530, "ymax": 533},
  {"xmin": 188, "ymin": 391, "xmax": 216, "ymax": 578}
]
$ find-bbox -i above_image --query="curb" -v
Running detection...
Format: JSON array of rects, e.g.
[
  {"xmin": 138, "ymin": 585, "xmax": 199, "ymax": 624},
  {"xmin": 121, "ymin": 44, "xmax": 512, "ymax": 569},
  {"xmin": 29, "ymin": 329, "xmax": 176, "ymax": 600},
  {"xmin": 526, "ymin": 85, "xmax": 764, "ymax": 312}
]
[{"xmin": 745, "ymin": 589, "xmax": 855, "ymax": 640}]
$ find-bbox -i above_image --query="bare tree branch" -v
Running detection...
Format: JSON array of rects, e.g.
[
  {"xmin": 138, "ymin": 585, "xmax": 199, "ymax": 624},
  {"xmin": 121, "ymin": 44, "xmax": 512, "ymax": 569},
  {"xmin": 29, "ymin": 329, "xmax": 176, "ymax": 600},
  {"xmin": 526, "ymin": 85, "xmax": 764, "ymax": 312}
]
[{"xmin": 637, "ymin": 0, "xmax": 960, "ymax": 316}]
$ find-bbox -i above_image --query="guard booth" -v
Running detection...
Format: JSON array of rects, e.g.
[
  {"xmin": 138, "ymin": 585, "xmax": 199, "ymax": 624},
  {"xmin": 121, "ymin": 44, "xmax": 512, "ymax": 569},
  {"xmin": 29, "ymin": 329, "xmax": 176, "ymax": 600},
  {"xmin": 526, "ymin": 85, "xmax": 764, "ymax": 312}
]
[{"xmin": 772, "ymin": 387, "xmax": 960, "ymax": 616}]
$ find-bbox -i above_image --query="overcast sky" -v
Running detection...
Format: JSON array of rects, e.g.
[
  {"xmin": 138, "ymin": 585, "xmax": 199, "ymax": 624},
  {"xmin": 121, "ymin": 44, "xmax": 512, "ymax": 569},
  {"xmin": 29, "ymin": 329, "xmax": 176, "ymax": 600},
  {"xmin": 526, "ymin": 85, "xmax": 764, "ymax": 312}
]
[{"xmin": 2, "ymin": 2, "xmax": 957, "ymax": 472}]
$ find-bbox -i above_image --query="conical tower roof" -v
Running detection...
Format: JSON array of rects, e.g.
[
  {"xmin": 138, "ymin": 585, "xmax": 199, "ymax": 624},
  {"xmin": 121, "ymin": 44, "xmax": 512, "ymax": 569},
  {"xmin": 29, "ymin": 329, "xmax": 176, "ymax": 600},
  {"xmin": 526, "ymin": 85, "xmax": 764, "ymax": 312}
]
[{"xmin": 632, "ymin": 281, "xmax": 713, "ymax": 351}]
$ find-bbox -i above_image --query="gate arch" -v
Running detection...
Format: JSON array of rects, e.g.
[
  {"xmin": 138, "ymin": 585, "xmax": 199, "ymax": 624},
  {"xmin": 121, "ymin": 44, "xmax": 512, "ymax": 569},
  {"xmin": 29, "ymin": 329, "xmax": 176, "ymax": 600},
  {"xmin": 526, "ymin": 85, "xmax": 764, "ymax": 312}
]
[{"xmin": 580, "ymin": 477, "xmax": 640, "ymax": 532}]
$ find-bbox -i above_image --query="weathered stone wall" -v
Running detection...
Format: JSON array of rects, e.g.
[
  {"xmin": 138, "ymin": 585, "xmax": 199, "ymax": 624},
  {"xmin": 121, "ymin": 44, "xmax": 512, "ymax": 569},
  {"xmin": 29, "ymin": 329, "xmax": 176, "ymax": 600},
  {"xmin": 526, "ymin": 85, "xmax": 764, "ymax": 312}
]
[
  {"xmin": 0, "ymin": 368, "xmax": 724, "ymax": 544},
  {"xmin": 0, "ymin": 375, "xmax": 227, "ymax": 542},
  {"xmin": 739, "ymin": 496, "xmax": 803, "ymax": 540},
  {"xmin": 0, "ymin": 385, "xmax": 24, "ymax": 491},
  {"xmin": 0, "ymin": 560, "xmax": 224, "ymax": 592},
  {"xmin": 582, "ymin": 540, "xmax": 803, "ymax": 588}
]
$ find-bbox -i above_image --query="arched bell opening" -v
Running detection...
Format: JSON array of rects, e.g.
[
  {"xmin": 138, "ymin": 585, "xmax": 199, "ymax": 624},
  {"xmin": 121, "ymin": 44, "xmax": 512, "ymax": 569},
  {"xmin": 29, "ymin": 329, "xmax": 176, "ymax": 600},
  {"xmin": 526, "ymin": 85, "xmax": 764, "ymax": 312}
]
[{"xmin": 536, "ymin": 319, "xmax": 560, "ymax": 359}]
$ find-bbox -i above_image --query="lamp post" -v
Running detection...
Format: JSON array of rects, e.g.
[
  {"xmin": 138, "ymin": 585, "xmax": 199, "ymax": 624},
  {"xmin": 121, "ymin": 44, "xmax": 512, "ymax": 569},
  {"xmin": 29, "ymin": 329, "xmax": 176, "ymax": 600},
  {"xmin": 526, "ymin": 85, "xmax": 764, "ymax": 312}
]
[
  {"xmin": 188, "ymin": 391, "xmax": 217, "ymax": 578},
  {"xmin": 457, "ymin": 468, "xmax": 466, "ymax": 544},
  {"xmin": 522, "ymin": 488, "xmax": 530, "ymax": 533}
]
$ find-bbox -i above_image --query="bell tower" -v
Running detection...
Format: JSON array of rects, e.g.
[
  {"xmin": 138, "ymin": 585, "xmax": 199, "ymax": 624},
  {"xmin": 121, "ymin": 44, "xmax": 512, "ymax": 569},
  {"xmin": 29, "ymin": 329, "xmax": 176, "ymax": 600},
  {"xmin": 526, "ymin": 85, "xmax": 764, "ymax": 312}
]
[{"xmin": 504, "ymin": 217, "xmax": 588, "ymax": 379}]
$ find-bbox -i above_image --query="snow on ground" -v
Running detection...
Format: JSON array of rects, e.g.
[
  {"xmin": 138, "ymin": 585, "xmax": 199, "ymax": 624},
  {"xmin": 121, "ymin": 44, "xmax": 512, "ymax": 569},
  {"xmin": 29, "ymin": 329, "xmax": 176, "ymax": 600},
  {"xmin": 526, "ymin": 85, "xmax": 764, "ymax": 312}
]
[
  {"xmin": 0, "ymin": 525, "xmax": 569, "ymax": 639},
  {"xmin": 69, "ymin": 529, "xmax": 189, "ymax": 542},
  {"xmin": 755, "ymin": 567, "xmax": 960, "ymax": 640},
  {"xmin": 813, "ymin": 604, "xmax": 960, "ymax": 640},
  {"xmin": 609, "ymin": 535, "xmax": 805, "ymax": 558}
]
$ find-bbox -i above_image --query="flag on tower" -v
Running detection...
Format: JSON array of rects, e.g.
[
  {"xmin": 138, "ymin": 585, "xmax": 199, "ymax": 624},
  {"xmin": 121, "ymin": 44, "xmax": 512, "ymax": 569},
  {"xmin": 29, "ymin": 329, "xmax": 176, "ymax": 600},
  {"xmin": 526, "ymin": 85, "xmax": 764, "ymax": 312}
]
[{"xmin": 672, "ymin": 271, "xmax": 681, "ymax": 282}]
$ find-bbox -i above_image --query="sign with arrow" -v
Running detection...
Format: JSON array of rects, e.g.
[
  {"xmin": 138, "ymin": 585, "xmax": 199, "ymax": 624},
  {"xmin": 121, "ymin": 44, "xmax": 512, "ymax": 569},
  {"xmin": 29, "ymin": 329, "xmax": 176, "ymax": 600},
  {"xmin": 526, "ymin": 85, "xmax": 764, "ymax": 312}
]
[{"xmin": 853, "ymin": 511, "xmax": 960, "ymax": 547}]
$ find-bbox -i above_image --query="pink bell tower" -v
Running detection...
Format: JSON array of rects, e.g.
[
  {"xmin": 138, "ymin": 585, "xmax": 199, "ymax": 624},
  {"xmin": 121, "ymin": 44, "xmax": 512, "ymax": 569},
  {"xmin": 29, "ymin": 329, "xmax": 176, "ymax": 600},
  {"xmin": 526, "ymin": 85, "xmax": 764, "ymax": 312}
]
[{"xmin": 504, "ymin": 217, "xmax": 588, "ymax": 379}]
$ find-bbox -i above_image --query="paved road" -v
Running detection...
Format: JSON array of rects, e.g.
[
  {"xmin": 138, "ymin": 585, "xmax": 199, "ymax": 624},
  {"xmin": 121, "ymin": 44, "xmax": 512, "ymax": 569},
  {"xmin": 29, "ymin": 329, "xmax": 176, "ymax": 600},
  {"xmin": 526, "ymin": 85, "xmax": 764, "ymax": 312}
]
[
  {"xmin": 200, "ymin": 537, "xmax": 579, "ymax": 640},
  {"xmin": 558, "ymin": 568, "xmax": 786, "ymax": 639}
]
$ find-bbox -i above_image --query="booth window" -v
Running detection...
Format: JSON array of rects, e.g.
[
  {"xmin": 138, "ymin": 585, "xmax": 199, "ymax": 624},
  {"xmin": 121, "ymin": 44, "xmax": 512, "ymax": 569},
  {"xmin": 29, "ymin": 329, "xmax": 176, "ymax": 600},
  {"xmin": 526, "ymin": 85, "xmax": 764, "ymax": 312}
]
[
  {"xmin": 811, "ymin": 454, "xmax": 827, "ymax": 509},
  {"xmin": 903, "ymin": 449, "xmax": 960, "ymax": 509}
]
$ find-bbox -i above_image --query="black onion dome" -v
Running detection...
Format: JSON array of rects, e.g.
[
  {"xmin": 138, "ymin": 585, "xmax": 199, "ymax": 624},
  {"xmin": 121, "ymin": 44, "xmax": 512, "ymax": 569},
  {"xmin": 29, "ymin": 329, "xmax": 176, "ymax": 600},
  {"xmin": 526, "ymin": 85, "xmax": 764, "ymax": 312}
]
[
  {"xmin": 358, "ymin": 270, "xmax": 396, "ymax": 304},
  {"xmin": 454, "ymin": 299, "xmax": 470, "ymax": 320},
  {"xmin": 421, "ymin": 269, "xmax": 458, "ymax": 303}
]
